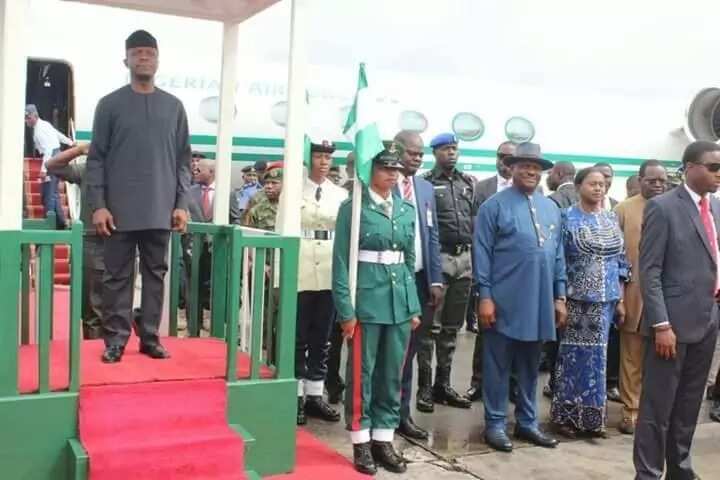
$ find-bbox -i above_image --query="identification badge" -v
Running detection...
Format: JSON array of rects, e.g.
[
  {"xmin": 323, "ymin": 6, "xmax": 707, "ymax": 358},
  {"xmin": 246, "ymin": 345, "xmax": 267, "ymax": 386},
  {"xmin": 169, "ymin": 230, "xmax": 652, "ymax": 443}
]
[{"xmin": 426, "ymin": 206, "xmax": 433, "ymax": 227}]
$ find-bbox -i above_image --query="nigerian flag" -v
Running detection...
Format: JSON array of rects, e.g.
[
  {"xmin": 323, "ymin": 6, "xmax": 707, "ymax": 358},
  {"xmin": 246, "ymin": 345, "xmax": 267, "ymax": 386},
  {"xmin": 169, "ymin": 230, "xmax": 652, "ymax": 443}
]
[{"xmin": 342, "ymin": 63, "xmax": 384, "ymax": 184}]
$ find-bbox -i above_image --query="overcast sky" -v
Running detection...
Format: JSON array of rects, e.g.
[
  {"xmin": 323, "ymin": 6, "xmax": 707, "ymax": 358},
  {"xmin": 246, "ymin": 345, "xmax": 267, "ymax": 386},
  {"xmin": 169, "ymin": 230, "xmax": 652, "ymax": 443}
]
[{"xmin": 234, "ymin": 0, "xmax": 718, "ymax": 96}]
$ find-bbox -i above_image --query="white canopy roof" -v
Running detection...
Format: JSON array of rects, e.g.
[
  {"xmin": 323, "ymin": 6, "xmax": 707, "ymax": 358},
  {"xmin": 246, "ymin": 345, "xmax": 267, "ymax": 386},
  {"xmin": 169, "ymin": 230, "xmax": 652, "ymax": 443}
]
[{"xmin": 61, "ymin": 0, "xmax": 280, "ymax": 23}]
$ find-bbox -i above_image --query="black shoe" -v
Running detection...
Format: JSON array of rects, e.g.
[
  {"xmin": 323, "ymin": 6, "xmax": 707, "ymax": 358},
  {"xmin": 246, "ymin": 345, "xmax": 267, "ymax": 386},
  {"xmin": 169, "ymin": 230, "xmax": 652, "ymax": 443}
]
[
  {"xmin": 139, "ymin": 343, "xmax": 171, "ymax": 359},
  {"xmin": 397, "ymin": 416, "xmax": 429, "ymax": 440},
  {"xmin": 101, "ymin": 345, "xmax": 124, "ymax": 363},
  {"xmin": 304, "ymin": 396, "xmax": 341, "ymax": 422},
  {"xmin": 484, "ymin": 429, "xmax": 513, "ymax": 452},
  {"xmin": 513, "ymin": 426, "xmax": 558, "ymax": 448},
  {"xmin": 607, "ymin": 386, "xmax": 621, "ymax": 403},
  {"xmin": 433, "ymin": 385, "xmax": 472, "ymax": 409},
  {"xmin": 352, "ymin": 442, "xmax": 377, "ymax": 475},
  {"xmin": 709, "ymin": 400, "xmax": 720, "ymax": 423},
  {"xmin": 542, "ymin": 384, "xmax": 553, "ymax": 399},
  {"xmin": 326, "ymin": 382, "xmax": 345, "ymax": 405},
  {"xmin": 416, "ymin": 387, "xmax": 434, "ymax": 413},
  {"xmin": 466, "ymin": 324, "xmax": 479, "ymax": 334},
  {"xmin": 371, "ymin": 441, "xmax": 407, "ymax": 473},
  {"xmin": 296, "ymin": 397, "xmax": 307, "ymax": 426},
  {"xmin": 466, "ymin": 385, "xmax": 482, "ymax": 402}
]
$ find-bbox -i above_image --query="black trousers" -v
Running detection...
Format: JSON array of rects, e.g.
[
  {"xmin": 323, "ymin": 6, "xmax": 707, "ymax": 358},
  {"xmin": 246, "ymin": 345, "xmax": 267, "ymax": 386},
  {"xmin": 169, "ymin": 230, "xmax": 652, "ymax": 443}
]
[
  {"xmin": 102, "ymin": 229, "xmax": 170, "ymax": 348},
  {"xmin": 296, "ymin": 290, "xmax": 335, "ymax": 383},
  {"xmin": 633, "ymin": 324, "xmax": 718, "ymax": 479},
  {"xmin": 400, "ymin": 272, "xmax": 431, "ymax": 418},
  {"xmin": 82, "ymin": 235, "xmax": 105, "ymax": 339},
  {"xmin": 326, "ymin": 320, "xmax": 344, "ymax": 392}
]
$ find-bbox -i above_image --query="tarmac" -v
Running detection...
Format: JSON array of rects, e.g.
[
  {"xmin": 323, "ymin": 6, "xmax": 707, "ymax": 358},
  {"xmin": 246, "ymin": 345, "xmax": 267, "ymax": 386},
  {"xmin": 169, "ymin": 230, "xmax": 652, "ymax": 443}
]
[{"xmin": 306, "ymin": 330, "xmax": 720, "ymax": 479}]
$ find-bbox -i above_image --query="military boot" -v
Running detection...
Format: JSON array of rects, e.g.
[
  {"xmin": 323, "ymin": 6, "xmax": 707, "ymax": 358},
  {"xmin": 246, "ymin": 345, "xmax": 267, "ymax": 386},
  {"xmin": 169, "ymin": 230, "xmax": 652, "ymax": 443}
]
[
  {"xmin": 433, "ymin": 367, "xmax": 471, "ymax": 409},
  {"xmin": 371, "ymin": 441, "xmax": 407, "ymax": 473},
  {"xmin": 416, "ymin": 367, "xmax": 434, "ymax": 413},
  {"xmin": 304, "ymin": 395, "xmax": 341, "ymax": 422},
  {"xmin": 296, "ymin": 397, "xmax": 307, "ymax": 425},
  {"xmin": 352, "ymin": 442, "xmax": 377, "ymax": 475}
]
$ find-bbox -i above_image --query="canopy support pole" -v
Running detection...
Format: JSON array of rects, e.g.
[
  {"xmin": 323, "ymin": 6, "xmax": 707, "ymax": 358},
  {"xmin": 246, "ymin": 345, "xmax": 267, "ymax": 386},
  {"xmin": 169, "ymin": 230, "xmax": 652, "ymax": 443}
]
[
  {"xmin": 0, "ymin": 0, "xmax": 27, "ymax": 230},
  {"xmin": 213, "ymin": 21, "xmax": 240, "ymax": 226},
  {"xmin": 278, "ymin": 0, "xmax": 307, "ymax": 236}
]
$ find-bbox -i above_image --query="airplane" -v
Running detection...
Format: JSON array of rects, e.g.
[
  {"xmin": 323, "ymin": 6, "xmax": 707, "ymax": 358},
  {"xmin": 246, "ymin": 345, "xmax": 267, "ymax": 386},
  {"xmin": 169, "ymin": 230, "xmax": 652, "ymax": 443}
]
[{"xmin": 24, "ymin": 0, "xmax": 720, "ymax": 200}]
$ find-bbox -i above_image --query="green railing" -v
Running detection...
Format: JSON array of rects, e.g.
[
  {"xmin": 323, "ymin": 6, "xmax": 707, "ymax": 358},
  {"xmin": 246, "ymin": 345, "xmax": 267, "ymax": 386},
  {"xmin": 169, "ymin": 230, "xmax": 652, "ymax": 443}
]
[
  {"xmin": 169, "ymin": 223, "xmax": 299, "ymax": 383},
  {"xmin": 0, "ymin": 221, "xmax": 83, "ymax": 397}
]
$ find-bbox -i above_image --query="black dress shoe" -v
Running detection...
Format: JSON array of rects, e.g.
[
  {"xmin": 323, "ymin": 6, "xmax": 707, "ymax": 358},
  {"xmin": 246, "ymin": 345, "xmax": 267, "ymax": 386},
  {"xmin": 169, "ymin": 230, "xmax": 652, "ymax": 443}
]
[
  {"xmin": 371, "ymin": 441, "xmax": 407, "ymax": 473},
  {"xmin": 139, "ymin": 343, "xmax": 171, "ymax": 359},
  {"xmin": 304, "ymin": 396, "xmax": 341, "ymax": 422},
  {"xmin": 352, "ymin": 442, "xmax": 377, "ymax": 475},
  {"xmin": 484, "ymin": 429, "xmax": 513, "ymax": 452},
  {"xmin": 466, "ymin": 385, "xmax": 483, "ymax": 402},
  {"xmin": 101, "ymin": 345, "xmax": 124, "ymax": 363},
  {"xmin": 296, "ymin": 397, "xmax": 307, "ymax": 426},
  {"xmin": 607, "ymin": 386, "xmax": 621, "ymax": 403},
  {"xmin": 709, "ymin": 399, "xmax": 720, "ymax": 423},
  {"xmin": 397, "ymin": 416, "xmax": 429, "ymax": 440},
  {"xmin": 416, "ymin": 388, "xmax": 434, "ymax": 413},
  {"xmin": 433, "ymin": 385, "xmax": 472, "ymax": 409},
  {"xmin": 514, "ymin": 426, "xmax": 558, "ymax": 448},
  {"xmin": 467, "ymin": 324, "xmax": 479, "ymax": 334}
]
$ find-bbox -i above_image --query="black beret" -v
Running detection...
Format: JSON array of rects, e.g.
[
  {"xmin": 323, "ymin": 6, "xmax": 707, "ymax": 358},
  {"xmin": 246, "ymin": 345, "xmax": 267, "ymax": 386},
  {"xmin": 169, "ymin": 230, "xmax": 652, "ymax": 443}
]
[{"xmin": 126, "ymin": 30, "xmax": 158, "ymax": 51}]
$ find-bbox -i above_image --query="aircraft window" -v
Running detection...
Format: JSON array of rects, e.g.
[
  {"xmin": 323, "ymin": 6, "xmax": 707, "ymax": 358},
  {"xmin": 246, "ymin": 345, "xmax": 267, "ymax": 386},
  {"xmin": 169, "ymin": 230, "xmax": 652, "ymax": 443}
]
[
  {"xmin": 505, "ymin": 116, "xmax": 535, "ymax": 143},
  {"xmin": 271, "ymin": 101, "xmax": 288, "ymax": 127},
  {"xmin": 398, "ymin": 110, "xmax": 428, "ymax": 133},
  {"xmin": 199, "ymin": 96, "xmax": 219, "ymax": 124},
  {"xmin": 452, "ymin": 112, "xmax": 485, "ymax": 141}
]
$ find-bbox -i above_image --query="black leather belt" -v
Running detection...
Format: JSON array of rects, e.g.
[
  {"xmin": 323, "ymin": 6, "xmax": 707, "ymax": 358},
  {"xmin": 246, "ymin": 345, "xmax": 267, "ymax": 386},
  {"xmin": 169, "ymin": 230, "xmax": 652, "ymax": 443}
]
[
  {"xmin": 302, "ymin": 229, "xmax": 334, "ymax": 240},
  {"xmin": 441, "ymin": 243, "xmax": 471, "ymax": 255}
]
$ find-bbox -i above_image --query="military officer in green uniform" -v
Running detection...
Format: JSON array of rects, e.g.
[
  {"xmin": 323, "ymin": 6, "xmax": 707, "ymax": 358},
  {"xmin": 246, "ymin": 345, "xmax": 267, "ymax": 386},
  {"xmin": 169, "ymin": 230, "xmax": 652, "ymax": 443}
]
[
  {"xmin": 242, "ymin": 165, "xmax": 282, "ymax": 230},
  {"xmin": 332, "ymin": 145, "xmax": 421, "ymax": 475}
]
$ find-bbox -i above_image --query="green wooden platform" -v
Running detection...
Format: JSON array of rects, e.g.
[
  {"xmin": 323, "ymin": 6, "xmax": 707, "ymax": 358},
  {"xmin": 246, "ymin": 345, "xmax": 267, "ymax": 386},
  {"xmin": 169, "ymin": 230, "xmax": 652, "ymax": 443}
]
[{"xmin": 0, "ymin": 219, "xmax": 299, "ymax": 479}]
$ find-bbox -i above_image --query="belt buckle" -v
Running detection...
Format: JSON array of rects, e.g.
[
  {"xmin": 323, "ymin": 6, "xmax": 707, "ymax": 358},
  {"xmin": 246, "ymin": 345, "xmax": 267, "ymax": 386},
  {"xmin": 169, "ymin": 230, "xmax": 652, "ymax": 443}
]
[
  {"xmin": 376, "ymin": 251, "xmax": 383, "ymax": 263},
  {"xmin": 316, "ymin": 230, "xmax": 328, "ymax": 241}
]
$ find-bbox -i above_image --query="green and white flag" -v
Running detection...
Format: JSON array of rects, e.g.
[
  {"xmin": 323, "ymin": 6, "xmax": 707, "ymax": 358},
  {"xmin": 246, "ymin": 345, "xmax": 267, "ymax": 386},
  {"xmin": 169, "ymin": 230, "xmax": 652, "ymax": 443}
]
[{"xmin": 342, "ymin": 63, "xmax": 384, "ymax": 184}]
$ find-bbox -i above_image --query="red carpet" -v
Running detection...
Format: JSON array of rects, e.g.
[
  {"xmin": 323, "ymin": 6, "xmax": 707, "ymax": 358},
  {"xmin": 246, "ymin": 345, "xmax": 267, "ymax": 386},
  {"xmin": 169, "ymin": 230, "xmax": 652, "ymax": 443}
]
[
  {"xmin": 270, "ymin": 429, "xmax": 369, "ymax": 480},
  {"xmin": 18, "ymin": 337, "xmax": 274, "ymax": 393},
  {"xmin": 25, "ymin": 286, "xmax": 71, "ymax": 341},
  {"xmin": 79, "ymin": 378, "xmax": 245, "ymax": 479}
]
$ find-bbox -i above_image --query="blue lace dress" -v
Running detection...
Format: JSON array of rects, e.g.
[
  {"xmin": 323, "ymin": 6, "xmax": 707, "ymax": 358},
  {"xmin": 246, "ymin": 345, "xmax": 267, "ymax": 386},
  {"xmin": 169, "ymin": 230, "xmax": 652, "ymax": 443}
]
[{"xmin": 550, "ymin": 206, "xmax": 628, "ymax": 432}]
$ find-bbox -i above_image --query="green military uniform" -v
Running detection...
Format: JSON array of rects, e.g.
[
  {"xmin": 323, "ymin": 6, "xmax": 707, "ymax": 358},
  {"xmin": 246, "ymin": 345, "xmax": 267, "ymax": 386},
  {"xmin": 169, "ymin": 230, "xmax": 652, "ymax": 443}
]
[
  {"xmin": 242, "ymin": 193, "xmax": 277, "ymax": 230},
  {"xmin": 332, "ymin": 162, "xmax": 421, "ymax": 444}
]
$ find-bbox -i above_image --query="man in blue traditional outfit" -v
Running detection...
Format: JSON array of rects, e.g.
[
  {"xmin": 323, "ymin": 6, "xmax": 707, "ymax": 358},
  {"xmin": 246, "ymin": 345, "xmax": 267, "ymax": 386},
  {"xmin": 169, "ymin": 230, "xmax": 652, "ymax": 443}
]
[{"xmin": 473, "ymin": 142, "xmax": 567, "ymax": 452}]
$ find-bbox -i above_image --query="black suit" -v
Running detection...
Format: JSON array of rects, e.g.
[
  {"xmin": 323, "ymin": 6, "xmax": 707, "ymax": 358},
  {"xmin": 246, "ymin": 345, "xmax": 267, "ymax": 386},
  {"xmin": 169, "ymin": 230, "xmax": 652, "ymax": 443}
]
[
  {"xmin": 548, "ymin": 183, "xmax": 578, "ymax": 209},
  {"xmin": 633, "ymin": 186, "xmax": 720, "ymax": 479}
]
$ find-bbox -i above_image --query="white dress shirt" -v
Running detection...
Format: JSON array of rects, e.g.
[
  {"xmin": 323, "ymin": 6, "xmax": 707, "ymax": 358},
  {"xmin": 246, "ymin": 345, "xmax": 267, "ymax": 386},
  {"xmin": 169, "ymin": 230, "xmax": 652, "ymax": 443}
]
[
  {"xmin": 398, "ymin": 174, "xmax": 424, "ymax": 273},
  {"xmin": 33, "ymin": 118, "xmax": 73, "ymax": 172},
  {"xmin": 496, "ymin": 174, "xmax": 513, "ymax": 192}
]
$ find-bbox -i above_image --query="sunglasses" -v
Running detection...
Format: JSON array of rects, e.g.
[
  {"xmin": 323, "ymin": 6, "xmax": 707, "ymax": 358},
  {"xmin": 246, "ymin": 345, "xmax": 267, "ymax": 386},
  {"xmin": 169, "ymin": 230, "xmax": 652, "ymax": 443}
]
[{"xmin": 700, "ymin": 162, "xmax": 720, "ymax": 173}]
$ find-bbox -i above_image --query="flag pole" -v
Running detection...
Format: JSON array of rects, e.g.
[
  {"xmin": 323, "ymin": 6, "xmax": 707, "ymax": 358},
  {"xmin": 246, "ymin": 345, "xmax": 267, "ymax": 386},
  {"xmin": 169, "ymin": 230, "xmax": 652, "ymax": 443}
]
[{"xmin": 348, "ymin": 165, "xmax": 362, "ymax": 308}]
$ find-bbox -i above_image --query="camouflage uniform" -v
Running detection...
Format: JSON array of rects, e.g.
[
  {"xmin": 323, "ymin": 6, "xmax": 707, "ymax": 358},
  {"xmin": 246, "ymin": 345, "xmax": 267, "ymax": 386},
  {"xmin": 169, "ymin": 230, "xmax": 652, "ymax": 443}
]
[{"xmin": 242, "ymin": 192, "xmax": 277, "ymax": 231}]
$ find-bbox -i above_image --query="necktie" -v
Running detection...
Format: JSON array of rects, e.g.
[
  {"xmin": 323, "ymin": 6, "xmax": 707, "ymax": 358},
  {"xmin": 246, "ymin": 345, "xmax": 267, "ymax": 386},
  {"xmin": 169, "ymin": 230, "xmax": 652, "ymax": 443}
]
[
  {"xmin": 315, "ymin": 186, "xmax": 322, "ymax": 202},
  {"xmin": 700, "ymin": 197, "xmax": 717, "ymax": 261},
  {"xmin": 402, "ymin": 177, "xmax": 413, "ymax": 202},
  {"xmin": 202, "ymin": 186, "xmax": 213, "ymax": 219},
  {"xmin": 382, "ymin": 200, "xmax": 392, "ymax": 217}
]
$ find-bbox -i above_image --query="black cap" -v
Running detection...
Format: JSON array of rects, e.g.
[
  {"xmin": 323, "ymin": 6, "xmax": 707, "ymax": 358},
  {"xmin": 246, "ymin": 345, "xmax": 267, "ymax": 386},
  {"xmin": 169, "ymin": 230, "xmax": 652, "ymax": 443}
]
[
  {"xmin": 372, "ymin": 141, "xmax": 403, "ymax": 170},
  {"xmin": 253, "ymin": 160, "xmax": 267, "ymax": 172},
  {"xmin": 311, "ymin": 140, "xmax": 336, "ymax": 154},
  {"xmin": 241, "ymin": 165, "xmax": 257, "ymax": 174},
  {"xmin": 126, "ymin": 30, "xmax": 158, "ymax": 51}
]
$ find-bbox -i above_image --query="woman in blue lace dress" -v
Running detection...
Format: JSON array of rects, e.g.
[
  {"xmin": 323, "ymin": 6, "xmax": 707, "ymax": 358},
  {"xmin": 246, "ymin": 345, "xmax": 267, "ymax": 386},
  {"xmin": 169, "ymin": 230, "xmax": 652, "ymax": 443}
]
[{"xmin": 550, "ymin": 167, "xmax": 628, "ymax": 437}]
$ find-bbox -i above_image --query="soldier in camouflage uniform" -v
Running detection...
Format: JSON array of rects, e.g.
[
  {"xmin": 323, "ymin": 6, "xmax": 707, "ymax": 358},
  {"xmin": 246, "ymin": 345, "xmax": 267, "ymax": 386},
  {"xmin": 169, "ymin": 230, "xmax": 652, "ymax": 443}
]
[{"xmin": 242, "ymin": 165, "xmax": 281, "ymax": 230}]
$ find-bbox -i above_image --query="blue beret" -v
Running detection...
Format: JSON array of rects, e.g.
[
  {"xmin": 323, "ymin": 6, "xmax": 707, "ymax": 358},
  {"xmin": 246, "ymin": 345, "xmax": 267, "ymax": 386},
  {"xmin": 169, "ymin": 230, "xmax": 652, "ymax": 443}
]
[{"xmin": 430, "ymin": 133, "xmax": 458, "ymax": 149}]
